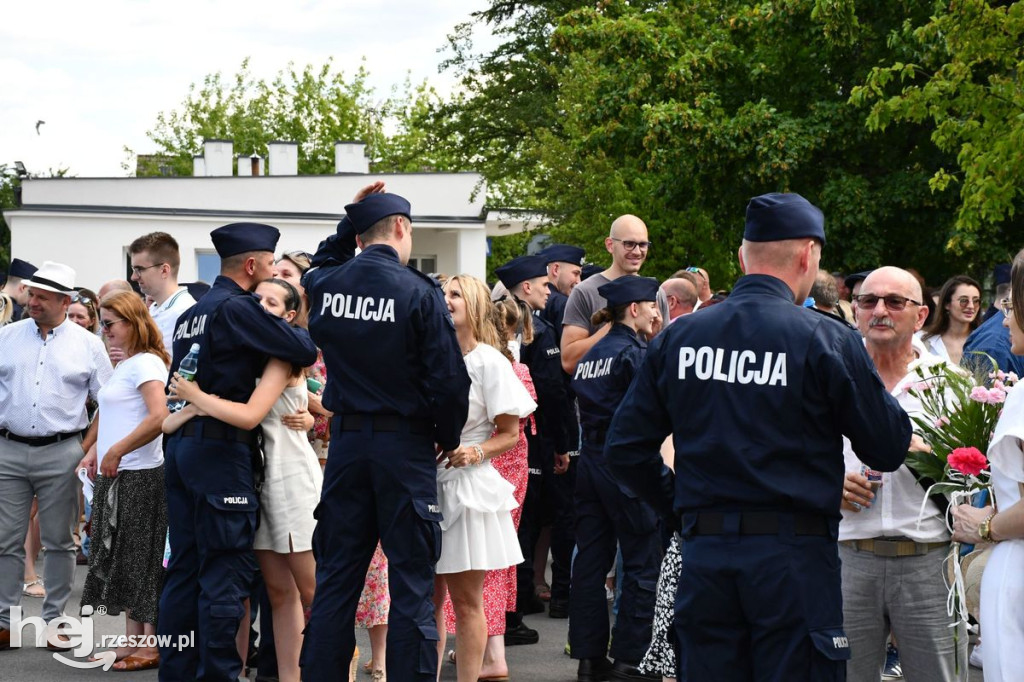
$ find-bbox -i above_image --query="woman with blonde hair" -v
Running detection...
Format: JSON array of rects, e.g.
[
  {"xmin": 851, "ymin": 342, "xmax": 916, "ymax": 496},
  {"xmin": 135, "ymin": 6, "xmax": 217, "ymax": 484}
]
[
  {"xmin": 435, "ymin": 274, "xmax": 536, "ymax": 682},
  {"xmin": 81, "ymin": 290, "xmax": 169, "ymax": 672}
]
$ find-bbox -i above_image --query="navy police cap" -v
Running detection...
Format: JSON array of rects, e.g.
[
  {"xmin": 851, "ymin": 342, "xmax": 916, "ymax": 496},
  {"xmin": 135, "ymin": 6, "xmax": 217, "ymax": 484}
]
[
  {"xmin": 744, "ymin": 193, "xmax": 825, "ymax": 247},
  {"xmin": 211, "ymin": 223, "xmax": 281, "ymax": 258},
  {"xmin": 581, "ymin": 264, "xmax": 604, "ymax": 280},
  {"xmin": 495, "ymin": 255, "xmax": 548, "ymax": 289},
  {"xmin": 344, "ymin": 193, "xmax": 412, "ymax": 235},
  {"xmin": 597, "ymin": 276, "xmax": 660, "ymax": 307},
  {"xmin": 844, "ymin": 270, "xmax": 872, "ymax": 290},
  {"xmin": 539, "ymin": 244, "xmax": 585, "ymax": 266},
  {"xmin": 994, "ymin": 264, "xmax": 1012, "ymax": 286},
  {"xmin": 9, "ymin": 258, "xmax": 38, "ymax": 280}
]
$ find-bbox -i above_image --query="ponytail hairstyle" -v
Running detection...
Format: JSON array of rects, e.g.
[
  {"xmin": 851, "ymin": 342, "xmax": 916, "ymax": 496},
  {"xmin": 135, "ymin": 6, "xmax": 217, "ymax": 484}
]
[
  {"xmin": 491, "ymin": 296, "xmax": 534, "ymax": 363},
  {"xmin": 590, "ymin": 303, "xmax": 631, "ymax": 328}
]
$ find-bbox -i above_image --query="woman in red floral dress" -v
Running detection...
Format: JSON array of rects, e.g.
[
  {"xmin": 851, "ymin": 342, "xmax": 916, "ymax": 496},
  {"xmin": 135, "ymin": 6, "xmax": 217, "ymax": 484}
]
[{"xmin": 445, "ymin": 297, "xmax": 536, "ymax": 680}]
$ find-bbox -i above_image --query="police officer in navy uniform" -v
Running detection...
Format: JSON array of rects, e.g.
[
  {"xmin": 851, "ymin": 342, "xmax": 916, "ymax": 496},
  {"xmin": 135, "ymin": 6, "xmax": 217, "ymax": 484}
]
[
  {"xmin": 495, "ymin": 255, "xmax": 578, "ymax": 622},
  {"xmin": 538, "ymin": 244, "xmax": 585, "ymax": 341},
  {"xmin": 1, "ymin": 258, "xmax": 38, "ymax": 321},
  {"xmin": 605, "ymin": 193, "xmax": 912, "ymax": 682},
  {"xmin": 569, "ymin": 276, "xmax": 663, "ymax": 682},
  {"xmin": 159, "ymin": 222, "xmax": 318, "ymax": 682},
  {"xmin": 300, "ymin": 190, "xmax": 470, "ymax": 681}
]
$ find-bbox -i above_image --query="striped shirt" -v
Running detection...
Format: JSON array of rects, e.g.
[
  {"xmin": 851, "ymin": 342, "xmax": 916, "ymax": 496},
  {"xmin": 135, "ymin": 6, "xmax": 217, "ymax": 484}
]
[{"xmin": 0, "ymin": 317, "xmax": 113, "ymax": 437}]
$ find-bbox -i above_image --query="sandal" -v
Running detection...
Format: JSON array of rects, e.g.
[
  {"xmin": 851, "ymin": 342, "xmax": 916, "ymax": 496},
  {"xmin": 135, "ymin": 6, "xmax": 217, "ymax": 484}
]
[
  {"xmin": 23, "ymin": 579, "xmax": 44, "ymax": 598},
  {"xmin": 363, "ymin": 660, "xmax": 374, "ymax": 674},
  {"xmin": 448, "ymin": 649, "xmax": 457, "ymax": 665},
  {"xmin": 112, "ymin": 653, "xmax": 160, "ymax": 671},
  {"xmin": 534, "ymin": 583, "xmax": 551, "ymax": 601}
]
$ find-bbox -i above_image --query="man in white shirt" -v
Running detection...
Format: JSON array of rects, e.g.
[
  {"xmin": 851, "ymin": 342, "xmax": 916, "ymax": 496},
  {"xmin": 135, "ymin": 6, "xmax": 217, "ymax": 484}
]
[
  {"xmin": 128, "ymin": 232, "xmax": 195, "ymax": 352},
  {"xmin": 840, "ymin": 266, "xmax": 966, "ymax": 682},
  {"xmin": 0, "ymin": 262, "xmax": 112, "ymax": 650}
]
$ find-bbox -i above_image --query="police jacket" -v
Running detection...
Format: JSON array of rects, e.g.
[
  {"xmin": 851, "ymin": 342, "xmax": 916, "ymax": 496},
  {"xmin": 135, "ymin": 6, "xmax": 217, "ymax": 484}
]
[
  {"xmin": 605, "ymin": 274, "xmax": 911, "ymax": 525},
  {"xmin": 521, "ymin": 312, "xmax": 576, "ymax": 455},
  {"xmin": 304, "ymin": 244, "xmax": 470, "ymax": 452},
  {"xmin": 571, "ymin": 323, "xmax": 645, "ymax": 458},
  {"xmin": 169, "ymin": 275, "xmax": 318, "ymax": 404},
  {"xmin": 540, "ymin": 284, "xmax": 568, "ymax": 344}
]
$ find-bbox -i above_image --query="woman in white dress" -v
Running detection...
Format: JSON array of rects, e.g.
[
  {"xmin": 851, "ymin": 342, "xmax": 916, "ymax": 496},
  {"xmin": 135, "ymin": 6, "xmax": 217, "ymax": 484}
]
[
  {"xmin": 434, "ymin": 274, "xmax": 536, "ymax": 682},
  {"xmin": 917, "ymin": 275, "xmax": 982, "ymax": 364},
  {"xmin": 952, "ymin": 262, "xmax": 1024, "ymax": 682},
  {"xmin": 165, "ymin": 278, "xmax": 321, "ymax": 682}
]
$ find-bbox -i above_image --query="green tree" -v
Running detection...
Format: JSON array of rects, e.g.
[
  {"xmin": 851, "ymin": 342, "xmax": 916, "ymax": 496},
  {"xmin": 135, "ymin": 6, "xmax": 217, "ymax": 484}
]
[
  {"xmin": 852, "ymin": 0, "xmax": 1024, "ymax": 269},
  {"xmin": 0, "ymin": 166, "xmax": 15, "ymax": 271},
  {"xmin": 443, "ymin": 0, "xmax": 999, "ymax": 285},
  {"xmin": 131, "ymin": 59, "xmax": 375, "ymax": 176}
]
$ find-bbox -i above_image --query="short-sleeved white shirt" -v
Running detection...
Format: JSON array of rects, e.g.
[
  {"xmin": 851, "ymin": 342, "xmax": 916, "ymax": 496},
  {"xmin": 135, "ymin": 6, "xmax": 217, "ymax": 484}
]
[
  {"xmin": 150, "ymin": 288, "xmax": 196, "ymax": 353},
  {"xmin": 97, "ymin": 352, "xmax": 169, "ymax": 471}
]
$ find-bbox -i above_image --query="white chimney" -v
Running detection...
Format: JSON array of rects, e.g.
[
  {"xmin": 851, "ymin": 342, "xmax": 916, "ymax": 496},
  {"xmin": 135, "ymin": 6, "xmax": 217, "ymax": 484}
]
[
  {"xmin": 237, "ymin": 155, "xmax": 264, "ymax": 176},
  {"xmin": 192, "ymin": 155, "xmax": 206, "ymax": 177},
  {"xmin": 335, "ymin": 141, "xmax": 369, "ymax": 174},
  {"xmin": 203, "ymin": 139, "xmax": 233, "ymax": 176},
  {"xmin": 268, "ymin": 141, "xmax": 299, "ymax": 176}
]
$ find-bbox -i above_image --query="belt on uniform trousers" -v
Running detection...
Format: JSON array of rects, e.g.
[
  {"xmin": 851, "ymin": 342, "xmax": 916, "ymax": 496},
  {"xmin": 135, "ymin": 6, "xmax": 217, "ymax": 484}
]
[
  {"xmin": 684, "ymin": 511, "xmax": 830, "ymax": 537},
  {"xmin": 337, "ymin": 414, "xmax": 431, "ymax": 436},
  {"xmin": 840, "ymin": 538, "xmax": 949, "ymax": 557},
  {"xmin": 178, "ymin": 419, "xmax": 257, "ymax": 445},
  {"xmin": 0, "ymin": 428, "xmax": 79, "ymax": 447}
]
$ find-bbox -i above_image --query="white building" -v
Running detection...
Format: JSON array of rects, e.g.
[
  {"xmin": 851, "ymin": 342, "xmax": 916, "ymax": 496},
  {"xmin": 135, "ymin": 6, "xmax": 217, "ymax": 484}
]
[{"xmin": 3, "ymin": 140, "xmax": 534, "ymax": 288}]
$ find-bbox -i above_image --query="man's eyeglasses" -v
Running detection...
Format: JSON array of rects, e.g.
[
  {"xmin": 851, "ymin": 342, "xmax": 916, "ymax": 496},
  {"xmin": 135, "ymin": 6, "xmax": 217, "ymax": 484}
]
[
  {"xmin": 99, "ymin": 318, "xmax": 126, "ymax": 331},
  {"xmin": 131, "ymin": 263, "xmax": 165, "ymax": 276},
  {"xmin": 853, "ymin": 293, "xmax": 922, "ymax": 312},
  {"xmin": 956, "ymin": 296, "xmax": 981, "ymax": 309},
  {"xmin": 610, "ymin": 238, "xmax": 652, "ymax": 252},
  {"xmin": 1000, "ymin": 298, "xmax": 1014, "ymax": 317},
  {"xmin": 685, "ymin": 266, "xmax": 706, "ymax": 281}
]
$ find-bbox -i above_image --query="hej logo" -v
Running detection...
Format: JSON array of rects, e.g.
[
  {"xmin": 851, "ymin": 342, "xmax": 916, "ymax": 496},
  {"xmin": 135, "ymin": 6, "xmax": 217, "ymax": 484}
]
[{"xmin": 9, "ymin": 605, "xmax": 114, "ymax": 670}]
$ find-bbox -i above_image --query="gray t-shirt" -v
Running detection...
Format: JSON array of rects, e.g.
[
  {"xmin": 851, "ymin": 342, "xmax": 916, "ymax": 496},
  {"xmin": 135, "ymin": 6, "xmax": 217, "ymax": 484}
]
[{"xmin": 562, "ymin": 273, "xmax": 611, "ymax": 336}]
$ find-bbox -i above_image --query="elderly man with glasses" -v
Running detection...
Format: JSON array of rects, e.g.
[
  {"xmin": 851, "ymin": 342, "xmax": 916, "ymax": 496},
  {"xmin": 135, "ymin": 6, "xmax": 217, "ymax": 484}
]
[
  {"xmin": 840, "ymin": 266, "xmax": 967, "ymax": 682},
  {"xmin": 128, "ymin": 232, "xmax": 196, "ymax": 353}
]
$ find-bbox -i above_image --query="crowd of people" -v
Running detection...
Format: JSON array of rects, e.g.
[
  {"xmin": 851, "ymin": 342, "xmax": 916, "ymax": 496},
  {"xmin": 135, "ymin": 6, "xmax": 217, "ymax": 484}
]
[{"xmin": 0, "ymin": 181, "xmax": 1022, "ymax": 682}]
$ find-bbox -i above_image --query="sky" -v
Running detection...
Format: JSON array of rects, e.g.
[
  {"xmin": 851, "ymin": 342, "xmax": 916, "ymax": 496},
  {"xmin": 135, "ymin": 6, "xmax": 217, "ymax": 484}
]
[{"xmin": 1, "ymin": 0, "xmax": 492, "ymax": 177}]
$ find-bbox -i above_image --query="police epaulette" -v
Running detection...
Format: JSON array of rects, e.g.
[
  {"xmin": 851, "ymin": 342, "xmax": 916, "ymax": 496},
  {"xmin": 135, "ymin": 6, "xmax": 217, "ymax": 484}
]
[
  {"xmin": 807, "ymin": 305, "xmax": 856, "ymax": 330},
  {"xmin": 408, "ymin": 267, "xmax": 443, "ymax": 288}
]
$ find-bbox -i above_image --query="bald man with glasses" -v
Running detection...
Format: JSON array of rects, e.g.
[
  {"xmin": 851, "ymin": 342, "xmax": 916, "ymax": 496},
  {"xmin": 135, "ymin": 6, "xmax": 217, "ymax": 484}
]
[
  {"xmin": 841, "ymin": 267, "xmax": 966, "ymax": 682},
  {"xmin": 561, "ymin": 215, "xmax": 651, "ymax": 374}
]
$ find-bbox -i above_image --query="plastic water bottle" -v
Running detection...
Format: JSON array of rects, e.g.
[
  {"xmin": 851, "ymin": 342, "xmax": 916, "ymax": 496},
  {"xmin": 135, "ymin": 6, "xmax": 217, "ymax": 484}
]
[{"xmin": 168, "ymin": 343, "xmax": 200, "ymax": 412}]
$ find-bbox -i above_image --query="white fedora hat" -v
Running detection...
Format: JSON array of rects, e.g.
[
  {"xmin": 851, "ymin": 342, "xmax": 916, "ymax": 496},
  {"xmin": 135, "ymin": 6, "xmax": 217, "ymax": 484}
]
[{"xmin": 24, "ymin": 261, "xmax": 77, "ymax": 295}]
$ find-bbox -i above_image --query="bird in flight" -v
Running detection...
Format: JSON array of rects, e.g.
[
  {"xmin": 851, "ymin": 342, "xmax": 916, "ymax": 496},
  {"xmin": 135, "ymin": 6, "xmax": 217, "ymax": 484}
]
[{"xmin": 36, "ymin": 120, "xmax": 46, "ymax": 135}]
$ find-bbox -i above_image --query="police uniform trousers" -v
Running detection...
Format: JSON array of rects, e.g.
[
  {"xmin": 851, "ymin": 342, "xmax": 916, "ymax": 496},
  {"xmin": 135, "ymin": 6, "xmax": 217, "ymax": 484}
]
[
  {"xmin": 568, "ymin": 450, "xmax": 661, "ymax": 663},
  {"xmin": 300, "ymin": 422, "xmax": 442, "ymax": 682},
  {"xmin": 517, "ymin": 429, "xmax": 575, "ymax": 608},
  {"xmin": 158, "ymin": 426, "xmax": 259, "ymax": 682},
  {"xmin": 675, "ymin": 515, "xmax": 849, "ymax": 681}
]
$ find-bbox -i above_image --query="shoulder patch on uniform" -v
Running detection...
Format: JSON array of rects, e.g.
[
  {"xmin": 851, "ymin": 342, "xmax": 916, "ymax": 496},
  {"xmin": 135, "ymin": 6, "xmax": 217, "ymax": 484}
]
[
  {"xmin": 807, "ymin": 305, "xmax": 856, "ymax": 330},
  {"xmin": 407, "ymin": 267, "xmax": 442, "ymax": 288}
]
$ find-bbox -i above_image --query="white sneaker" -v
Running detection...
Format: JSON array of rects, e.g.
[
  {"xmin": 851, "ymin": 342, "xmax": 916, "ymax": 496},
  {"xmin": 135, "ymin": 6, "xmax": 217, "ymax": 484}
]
[{"xmin": 969, "ymin": 643, "xmax": 984, "ymax": 669}]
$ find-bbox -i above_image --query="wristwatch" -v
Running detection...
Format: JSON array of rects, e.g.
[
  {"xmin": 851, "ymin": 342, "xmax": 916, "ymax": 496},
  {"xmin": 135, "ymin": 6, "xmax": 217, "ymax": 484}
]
[{"xmin": 979, "ymin": 512, "xmax": 998, "ymax": 542}]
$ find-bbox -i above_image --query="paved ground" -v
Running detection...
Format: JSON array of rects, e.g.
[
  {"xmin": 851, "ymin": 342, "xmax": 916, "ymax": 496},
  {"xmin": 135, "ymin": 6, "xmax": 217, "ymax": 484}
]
[{"xmin": 3, "ymin": 562, "xmax": 984, "ymax": 680}]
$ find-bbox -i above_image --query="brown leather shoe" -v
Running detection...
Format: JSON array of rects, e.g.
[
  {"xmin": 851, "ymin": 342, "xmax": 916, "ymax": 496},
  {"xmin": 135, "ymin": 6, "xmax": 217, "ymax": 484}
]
[
  {"xmin": 0, "ymin": 628, "xmax": 10, "ymax": 651},
  {"xmin": 46, "ymin": 630, "xmax": 73, "ymax": 652}
]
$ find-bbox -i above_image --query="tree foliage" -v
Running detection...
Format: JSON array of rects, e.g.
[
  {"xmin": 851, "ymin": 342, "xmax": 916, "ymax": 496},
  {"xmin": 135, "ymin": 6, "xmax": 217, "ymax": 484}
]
[
  {"xmin": 852, "ymin": 0, "xmax": 1024, "ymax": 268},
  {"xmin": 132, "ymin": 59, "xmax": 458, "ymax": 177},
  {"xmin": 444, "ymin": 0, "xmax": 1011, "ymax": 285}
]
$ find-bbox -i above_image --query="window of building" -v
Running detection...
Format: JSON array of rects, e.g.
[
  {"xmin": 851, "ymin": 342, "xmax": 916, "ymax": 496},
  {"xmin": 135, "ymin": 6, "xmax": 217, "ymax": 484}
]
[
  {"xmin": 409, "ymin": 256, "xmax": 437, "ymax": 274},
  {"xmin": 196, "ymin": 251, "xmax": 221, "ymax": 285}
]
